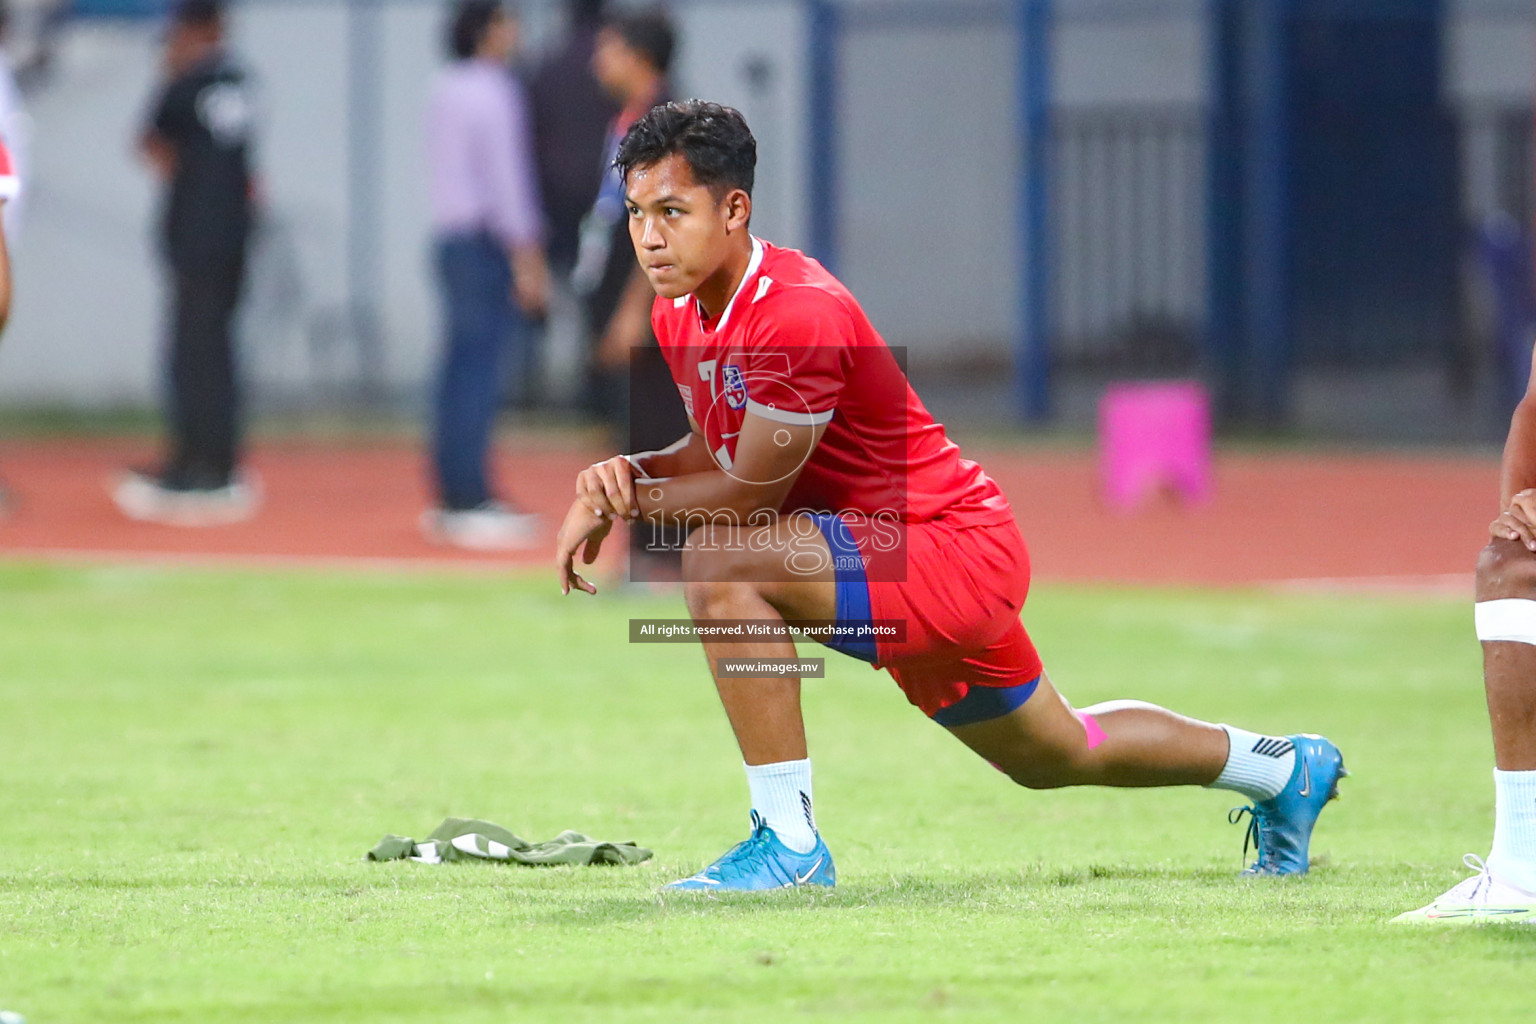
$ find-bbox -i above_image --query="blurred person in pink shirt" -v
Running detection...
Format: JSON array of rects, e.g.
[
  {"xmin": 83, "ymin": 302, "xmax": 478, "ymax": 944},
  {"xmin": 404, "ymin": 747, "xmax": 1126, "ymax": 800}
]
[{"xmin": 422, "ymin": 0, "xmax": 550, "ymax": 550}]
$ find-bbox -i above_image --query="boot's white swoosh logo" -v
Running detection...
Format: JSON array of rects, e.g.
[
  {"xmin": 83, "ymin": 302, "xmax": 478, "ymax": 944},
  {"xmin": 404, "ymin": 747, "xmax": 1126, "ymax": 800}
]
[{"xmin": 795, "ymin": 857, "xmax": 824, "ymax": 885}]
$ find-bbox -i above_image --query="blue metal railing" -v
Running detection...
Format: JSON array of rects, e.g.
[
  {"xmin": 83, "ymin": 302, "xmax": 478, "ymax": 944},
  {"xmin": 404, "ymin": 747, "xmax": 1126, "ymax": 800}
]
[
  {"xmin": 1016, "ymin": 0, "xmax": 1053, "ymax": 421},
  {"xmin": 69, "ymin": 0, "xmax": 169, "ymax": 17}
]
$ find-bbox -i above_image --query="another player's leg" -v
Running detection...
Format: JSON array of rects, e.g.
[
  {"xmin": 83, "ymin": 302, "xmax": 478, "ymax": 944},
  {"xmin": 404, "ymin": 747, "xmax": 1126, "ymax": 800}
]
[
  {"xmin": 938, "ymin": 658, "xmax": 1345, "ymax": 876},
  {"xmin": 1396, "ymin": 538, "xmax": 1536, "ymax": 923},
  {"xmin": 663, "ymin": 517, "xmax": 841, "ymax": 891}
]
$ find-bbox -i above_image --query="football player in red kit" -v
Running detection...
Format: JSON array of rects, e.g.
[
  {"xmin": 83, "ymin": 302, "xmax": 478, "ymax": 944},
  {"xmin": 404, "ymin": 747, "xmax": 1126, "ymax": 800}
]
[{"xmin": 555, "ymin": 100, "xmax": 1344, "ymax": 890}]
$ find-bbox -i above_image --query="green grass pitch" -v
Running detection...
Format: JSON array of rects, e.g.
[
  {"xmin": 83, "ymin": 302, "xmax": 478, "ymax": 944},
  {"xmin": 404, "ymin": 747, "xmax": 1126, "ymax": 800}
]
[{"xmin": 0, "ymin": 560, "xmax": 1531, "ymax": 1022}]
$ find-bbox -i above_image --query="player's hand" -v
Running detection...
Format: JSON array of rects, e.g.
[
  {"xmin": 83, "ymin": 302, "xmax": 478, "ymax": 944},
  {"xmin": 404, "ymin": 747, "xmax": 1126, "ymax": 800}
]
[
  {"xmin": 513, "ymin": 266, "xmax": 548, "ymax": 319},
  {"xmin": 576, "ymin": 455, "xmax": 640, "ymax": 521},
  {"xmin": 555, "ymin": 499, "xmax": 613, "ymax": 596},
  {"xmin": 1493, "ymin": 489, "xmax": 1536, "ymax": 550},
  {"xmin": 510, "ymin": 245, "xmax": 550, "ymax": 319},
  {"xmin": 1511, "ymin": 489, "xmax": 1536, "ymax": 527}
]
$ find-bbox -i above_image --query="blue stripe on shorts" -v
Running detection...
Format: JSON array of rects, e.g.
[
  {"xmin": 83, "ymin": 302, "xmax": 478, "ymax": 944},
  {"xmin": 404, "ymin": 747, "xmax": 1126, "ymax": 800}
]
[
  {"xmin": 929, "ymin": 676, "xmax": 1042, "ymax": 727},
  {"xmin": 811, "ymin": 513, "xmax": 879, "ymax": 664}
]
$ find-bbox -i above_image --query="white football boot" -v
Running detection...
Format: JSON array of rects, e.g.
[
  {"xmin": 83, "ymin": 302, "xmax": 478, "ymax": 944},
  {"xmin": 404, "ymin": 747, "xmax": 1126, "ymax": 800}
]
[{"xmin": 1393, "ymin": 854, "xmax": 1536, "ymax": 924}]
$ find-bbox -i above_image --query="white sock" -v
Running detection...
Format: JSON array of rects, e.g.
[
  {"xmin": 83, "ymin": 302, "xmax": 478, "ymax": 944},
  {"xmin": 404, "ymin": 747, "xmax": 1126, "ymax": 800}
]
[
  {"xmin": 1488, "ymin": 768, "xmax": 1536, "ymax": 894},
  {"xmin": 744, "ymin": 758, "xmax": 818, "ymax": 853},
  {"xmin": 1207, "ymin": 725, "xmax": 1296, "ymax": 802}
]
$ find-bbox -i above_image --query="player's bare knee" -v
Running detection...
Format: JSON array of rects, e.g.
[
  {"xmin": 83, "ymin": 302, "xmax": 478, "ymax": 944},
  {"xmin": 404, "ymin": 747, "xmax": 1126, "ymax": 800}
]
[
  {"xmin": 683, "ymin": 577, "xmax": 752, "ymax": 621},
  {"xmin": 680, "ymin": 523, "xmax": 743, "ymax": 583},
  {"xmin": 1476, "ymin": 539, "xmax": 1536, "ymax": 601},
  {"xmin": 1005, "ymin": 756, "xmax": 1092, "ymax": 790},
  {"xmin": 681, "ymin": 531, "xmax": 757, "ymax": 618},
  {"xmin": 1004, "ymin": 763, "xmax": 1071, "ymax": 790},
  {"xmin": 682, "ymin": 525, "xmax": 784, "ymax": 595}
]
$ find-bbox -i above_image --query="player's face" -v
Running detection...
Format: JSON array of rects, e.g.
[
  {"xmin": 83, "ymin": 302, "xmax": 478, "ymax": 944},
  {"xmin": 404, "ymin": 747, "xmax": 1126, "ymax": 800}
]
[{"xmin": 624, "ymin": 153, "xmax": 751, "ymax": 306}]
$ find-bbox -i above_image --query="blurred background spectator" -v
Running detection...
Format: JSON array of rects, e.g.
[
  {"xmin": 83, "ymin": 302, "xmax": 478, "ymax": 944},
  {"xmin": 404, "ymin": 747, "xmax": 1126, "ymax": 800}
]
[
  {"xmin": 529, "ymin": 0, "xmax": 614, "ymax": 291},
  {"xmin": 573, "ymin": 5, "xmax": 673, "ymax": 427},
  {"xmin": 525, "ymin": 0, "xmax": 615, "ymax": 412},
  {"xmin": 112, "ymin": 0, "xmax": 257, "ymax": 526},
  {"xmin": 421, "ymin": 0, "xmax": 548, "ymax": 551}
]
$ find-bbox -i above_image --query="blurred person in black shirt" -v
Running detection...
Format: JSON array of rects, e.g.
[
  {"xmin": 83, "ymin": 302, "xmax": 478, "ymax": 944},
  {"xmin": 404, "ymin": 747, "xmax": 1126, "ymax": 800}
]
[
  {"xmin": 576, "ymin": 8, "xmax": 687, "ymax": 583},
  {"xmin": 529, "ymin": 0, "xmax": 617, "ymax": 278},
  {"xmin": 114, "ymin": 0, "xmax": 258, "ymax": 526},
  {"xmin": 574, "ymin": 8, "xmax": 673, "ymax": 419}
]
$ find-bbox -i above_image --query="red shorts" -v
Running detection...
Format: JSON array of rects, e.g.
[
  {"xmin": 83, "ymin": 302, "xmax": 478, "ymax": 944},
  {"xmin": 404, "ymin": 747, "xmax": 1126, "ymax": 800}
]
[{"xmin": 840, "ymin": 514, "xmax": 1042, "ymax": 718}]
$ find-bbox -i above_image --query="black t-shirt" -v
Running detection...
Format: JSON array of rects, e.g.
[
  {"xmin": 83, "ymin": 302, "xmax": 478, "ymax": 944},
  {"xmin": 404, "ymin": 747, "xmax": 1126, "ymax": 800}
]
[
  {"xmin": 529, "ymin": 28, "xmax": 619, "ymax": 271},
  {"xmin": 148, "ymin": 51, "xmax": 254, "ymax": 264}
]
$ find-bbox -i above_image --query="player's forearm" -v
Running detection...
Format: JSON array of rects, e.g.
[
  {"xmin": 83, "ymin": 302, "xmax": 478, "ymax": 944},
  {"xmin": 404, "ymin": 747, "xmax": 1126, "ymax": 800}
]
[
  {"xmin": 632, "ymin": 468, "xmax": 786, "ymax": 528},
  {"xmin": 629, "ymin": 432, "xmax": 714, "ymax": 479},
  {"xmin": 1502, "ymin": 398, "xmax": 1536, "ymax": 507},
  {"xmin": 1501, "ymin": 343, "xmax": 1536, "ymax": 506}
]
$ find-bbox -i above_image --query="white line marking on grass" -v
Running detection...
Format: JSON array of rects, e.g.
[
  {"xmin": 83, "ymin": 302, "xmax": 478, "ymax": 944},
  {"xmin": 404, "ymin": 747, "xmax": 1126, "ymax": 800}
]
[
  {"xmin": 0, "ymin": 546, "xmax": 556, "ymax": 576},
  {"xmin": 1268, "ymin": 573, "xmax": 1472, "ymax": 595}
]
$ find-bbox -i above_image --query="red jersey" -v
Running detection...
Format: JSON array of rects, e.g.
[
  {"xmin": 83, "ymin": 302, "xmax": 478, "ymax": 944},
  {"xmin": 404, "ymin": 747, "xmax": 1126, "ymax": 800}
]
[{"xmin": 652, "ymin": 238, "xmax": 1013, "ymax": 526}]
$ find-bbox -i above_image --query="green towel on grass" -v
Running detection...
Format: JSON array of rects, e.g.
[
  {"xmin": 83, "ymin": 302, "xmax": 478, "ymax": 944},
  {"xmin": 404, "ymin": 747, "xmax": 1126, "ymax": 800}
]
[{"xmin": 367, "ymin": 817, "xmax": 651, "ymax": 866}]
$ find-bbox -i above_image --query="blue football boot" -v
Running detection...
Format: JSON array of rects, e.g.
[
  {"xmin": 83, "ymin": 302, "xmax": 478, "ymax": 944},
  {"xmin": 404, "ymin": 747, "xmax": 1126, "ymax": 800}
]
[
  {"xmin": 1230, "ymin": 734, "xmax": 1346, "ymax": 876},
  {"xmin": 665, "ymin": 812, "xmax": 837, "ymax": 891}
]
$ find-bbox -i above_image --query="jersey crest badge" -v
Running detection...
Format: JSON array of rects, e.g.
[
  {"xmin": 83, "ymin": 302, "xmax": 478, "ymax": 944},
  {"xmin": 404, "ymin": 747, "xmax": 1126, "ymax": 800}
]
[{"xmin": 722, "ymin": 364, "xmax": 748, "ymax": 410}]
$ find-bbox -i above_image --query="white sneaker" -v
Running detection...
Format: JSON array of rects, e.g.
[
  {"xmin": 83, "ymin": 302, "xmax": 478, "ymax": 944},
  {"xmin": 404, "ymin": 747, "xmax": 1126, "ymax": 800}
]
[
  {"xmin": 1393, "ymin": 854, "xmax": 1536, "ymax": 924},
  {"xmin": 421, "ymin": 502, "xmax": 541, "ymax": 551},
  {"xmin": 111, "ymin": 470, "xmax": 260, "ymax": 527}
]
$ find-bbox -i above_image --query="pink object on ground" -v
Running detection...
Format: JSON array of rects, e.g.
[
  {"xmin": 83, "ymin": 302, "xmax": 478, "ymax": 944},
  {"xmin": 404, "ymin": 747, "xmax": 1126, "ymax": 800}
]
[{"xmin": 1098, "ymin": 380, "xmax": 1213, "ymax": 511}]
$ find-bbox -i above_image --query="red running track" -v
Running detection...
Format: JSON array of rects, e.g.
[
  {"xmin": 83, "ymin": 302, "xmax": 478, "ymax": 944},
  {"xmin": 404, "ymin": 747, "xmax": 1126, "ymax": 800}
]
[{"xmin": 0, "ymin": 435, "xmax": 1498, "ymax": 589}]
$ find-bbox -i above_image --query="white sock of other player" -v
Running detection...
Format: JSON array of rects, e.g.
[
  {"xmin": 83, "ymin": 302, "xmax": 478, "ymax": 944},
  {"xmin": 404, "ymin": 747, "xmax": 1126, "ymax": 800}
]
[
  {"xmin": 744, "ymin": 758, "xmax": 819, "ymax": 853},
  {"xmin": 1488, "ymin": 768, "xmax": 1536, "ymax": 894},
  {"xmin": 1475, "ymin": 600, "xmax": 1536, "ymax": 893},
  {"xmin": 1206, "ymin": 725, "xmax": 1296, "ymax": 802}
]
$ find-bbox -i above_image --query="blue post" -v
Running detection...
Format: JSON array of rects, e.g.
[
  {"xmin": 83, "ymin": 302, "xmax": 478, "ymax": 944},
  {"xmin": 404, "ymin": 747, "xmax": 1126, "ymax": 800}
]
[
  {"xmin": 1204, "ymin": 0, "xmax": 1243, "ymax": 423},
  {"xmin": 1014, "ymin": 0, "xmax": 1053, "ymax": 422},
  {"xmin": 347, "ymin": 0, "xmax": 384, "ymax": 399},
  {"xmin": 806, "ymin": 0, "xmax": 841, "ymax": 273},
  {"xmin": 1243, "ymin": 0, "xmax": 1291, "ymax": 424}
]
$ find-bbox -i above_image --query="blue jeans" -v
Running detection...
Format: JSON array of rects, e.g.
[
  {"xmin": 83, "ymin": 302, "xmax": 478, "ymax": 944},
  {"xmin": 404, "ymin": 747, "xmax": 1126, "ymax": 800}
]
[{"xmin": 431, "ymin": 232, "xmax": 525, "ymax": 510}]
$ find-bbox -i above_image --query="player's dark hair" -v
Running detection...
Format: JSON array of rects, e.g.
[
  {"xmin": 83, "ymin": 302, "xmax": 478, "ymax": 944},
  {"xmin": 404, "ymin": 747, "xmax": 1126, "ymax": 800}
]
[
  {"xmin": 171, "ymin": 0, "xmax": 223, "ymax": 29},
  {"xmin": 604, "ymin": 8, "xmax": 675, "ymax": 75},
  {"xmin": 615, "ymin": 99, "xmax": 756, "ymax": 199},
  {"xmin": 449, "ymin": 0, "xmax": 505, "ymax": 61}
]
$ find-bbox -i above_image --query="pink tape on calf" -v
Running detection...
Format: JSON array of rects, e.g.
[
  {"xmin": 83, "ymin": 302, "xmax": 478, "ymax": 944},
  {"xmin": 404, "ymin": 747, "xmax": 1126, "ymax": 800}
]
[{"xmin": 1077, "ymin": 711, "xmax": 1106, "ymax": 750}]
